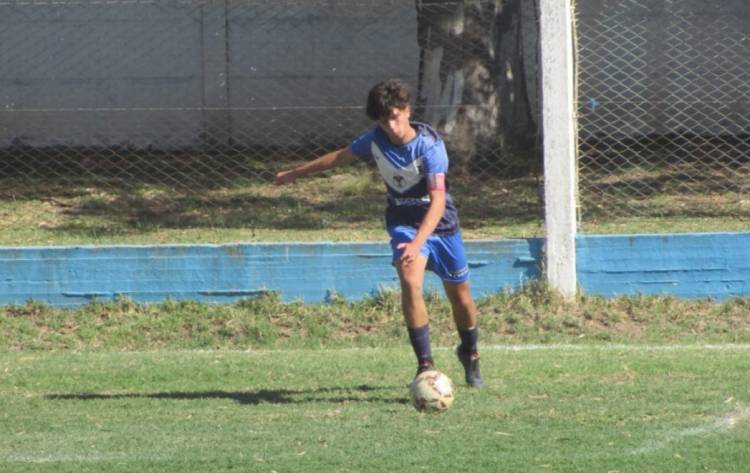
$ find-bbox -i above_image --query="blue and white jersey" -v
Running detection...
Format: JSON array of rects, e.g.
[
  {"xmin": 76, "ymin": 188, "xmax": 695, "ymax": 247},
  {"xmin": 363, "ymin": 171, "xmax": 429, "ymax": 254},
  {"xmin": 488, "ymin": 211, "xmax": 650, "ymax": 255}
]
[{"xmin": 350, "ymin": 122, "xmax": 459, "ymax": 235}]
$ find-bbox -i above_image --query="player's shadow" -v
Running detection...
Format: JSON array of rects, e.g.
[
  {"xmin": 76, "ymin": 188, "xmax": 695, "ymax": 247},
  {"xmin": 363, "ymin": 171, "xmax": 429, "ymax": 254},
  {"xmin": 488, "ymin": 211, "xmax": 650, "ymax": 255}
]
[{"xmin": 46, "ymin": 384, "xmax": 409, "ymax": 405}]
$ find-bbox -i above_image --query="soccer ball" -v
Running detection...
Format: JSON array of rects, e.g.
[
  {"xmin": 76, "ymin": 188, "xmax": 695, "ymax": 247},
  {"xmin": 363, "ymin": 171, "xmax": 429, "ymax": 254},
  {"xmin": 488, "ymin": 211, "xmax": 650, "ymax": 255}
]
[{"xmin": 410, "ymin": 370, "xmax": 454, "ymax": 413}]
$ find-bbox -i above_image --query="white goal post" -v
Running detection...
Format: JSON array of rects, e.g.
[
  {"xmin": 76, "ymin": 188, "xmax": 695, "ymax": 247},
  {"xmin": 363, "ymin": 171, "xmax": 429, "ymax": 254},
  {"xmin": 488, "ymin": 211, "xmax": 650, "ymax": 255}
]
[{"xmin": 539, "ymin": 0, "xmax": 578, "ymax": 297}]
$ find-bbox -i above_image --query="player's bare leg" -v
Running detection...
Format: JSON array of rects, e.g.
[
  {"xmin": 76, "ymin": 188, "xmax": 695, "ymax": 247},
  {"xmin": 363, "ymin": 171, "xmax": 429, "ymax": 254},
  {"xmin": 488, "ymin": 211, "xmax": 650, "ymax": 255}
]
[
  {"xmin": 396, "ymin": 255, "xmax": 433, "ymax": 375},
  {"xmin": 443, "ymin": 280, "xmax": 484, "ymax": 387},
  {"xmin": 443, "ymin": 280, "xmax": 477, "ymax": 329}
]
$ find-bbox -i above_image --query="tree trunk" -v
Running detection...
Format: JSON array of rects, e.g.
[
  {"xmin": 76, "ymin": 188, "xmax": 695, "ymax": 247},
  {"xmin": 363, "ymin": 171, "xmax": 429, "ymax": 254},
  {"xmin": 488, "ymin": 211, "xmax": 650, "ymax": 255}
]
[{"xmin": 416, "ymin": 0, "xmax": 537, "ymax": 175}]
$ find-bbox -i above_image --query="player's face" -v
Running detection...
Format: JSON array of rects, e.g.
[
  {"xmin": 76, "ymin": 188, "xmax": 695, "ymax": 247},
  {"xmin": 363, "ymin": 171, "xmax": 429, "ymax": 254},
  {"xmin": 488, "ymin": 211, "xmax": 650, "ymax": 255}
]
[{"xmin": 378, "ymin": 105, "xmax": 415, "ymax": 145}]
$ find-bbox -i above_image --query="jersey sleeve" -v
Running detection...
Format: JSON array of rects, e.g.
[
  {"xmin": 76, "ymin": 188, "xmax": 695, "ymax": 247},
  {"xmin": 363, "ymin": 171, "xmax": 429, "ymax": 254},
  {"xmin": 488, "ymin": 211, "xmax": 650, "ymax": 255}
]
[
  {"xmin": 422, "ymin": 141, "xmax": 448, "ymax": 175},
  {"xmin": 422, "ymin": 142, "xmax": 449, "ymax": 191},
  {"xmin": 349, "ymin": 130, "xmax": 375, "ymax": 160}
]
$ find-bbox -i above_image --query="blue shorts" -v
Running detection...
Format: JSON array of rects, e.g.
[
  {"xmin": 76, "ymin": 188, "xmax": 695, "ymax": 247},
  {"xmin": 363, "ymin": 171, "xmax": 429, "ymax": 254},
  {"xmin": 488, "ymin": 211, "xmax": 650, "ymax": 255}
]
[{"xmin": 388, "ymin": 225, "xmax": 470, "ymax": 284}]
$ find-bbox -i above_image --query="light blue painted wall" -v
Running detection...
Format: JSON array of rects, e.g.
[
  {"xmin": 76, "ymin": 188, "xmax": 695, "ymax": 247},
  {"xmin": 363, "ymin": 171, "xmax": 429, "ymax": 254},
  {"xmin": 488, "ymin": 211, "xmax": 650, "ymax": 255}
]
[
  {"xmin": 0, "ymin": 240, "xmax": 542, "ymax": 307},
  {"xmin": 577, "ymin": 232, "xmax": 750, "ymax": 299},
  {"xmin": 1, "ymin": 232, "xmax": 748, "ymax": 307}
]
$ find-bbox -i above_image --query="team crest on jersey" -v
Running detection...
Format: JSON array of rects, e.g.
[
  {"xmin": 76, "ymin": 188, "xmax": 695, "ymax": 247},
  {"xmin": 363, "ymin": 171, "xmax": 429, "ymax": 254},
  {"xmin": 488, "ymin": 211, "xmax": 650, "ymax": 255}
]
[{"xmin": 371, "ymin": 142, "xmax": 423, "ymax": 192}]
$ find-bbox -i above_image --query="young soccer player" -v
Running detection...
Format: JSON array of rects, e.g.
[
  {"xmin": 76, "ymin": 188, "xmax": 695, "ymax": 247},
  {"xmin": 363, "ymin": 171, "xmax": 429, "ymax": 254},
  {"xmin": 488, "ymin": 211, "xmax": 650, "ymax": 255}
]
[{"xmin": 274, "ymin": 79, "xmax": 483, "ymax": 387}]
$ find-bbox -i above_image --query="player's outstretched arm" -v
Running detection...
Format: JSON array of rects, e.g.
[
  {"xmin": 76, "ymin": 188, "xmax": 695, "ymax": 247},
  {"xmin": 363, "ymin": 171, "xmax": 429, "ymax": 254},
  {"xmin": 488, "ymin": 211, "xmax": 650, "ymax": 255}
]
[{"xmin": 274, "ymin": 147, "xmax": 355, "ymax": 185}]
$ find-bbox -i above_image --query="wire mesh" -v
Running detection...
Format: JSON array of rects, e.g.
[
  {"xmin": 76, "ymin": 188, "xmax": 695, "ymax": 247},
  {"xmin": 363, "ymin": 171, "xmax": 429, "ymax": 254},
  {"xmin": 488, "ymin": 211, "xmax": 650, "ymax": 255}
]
[
  {"xmin": 0, "ymin": 0, "xmax": 541, "ymax": 243},
  {"xmin": 576, "ymin": 0, "xmax": 750, "ymax": 228}
]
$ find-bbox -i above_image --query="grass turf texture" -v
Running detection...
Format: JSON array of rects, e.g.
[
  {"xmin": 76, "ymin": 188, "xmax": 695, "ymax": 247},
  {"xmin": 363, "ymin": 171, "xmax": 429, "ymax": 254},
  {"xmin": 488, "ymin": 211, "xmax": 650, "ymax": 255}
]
[
  {"xmin": 1, "ymin": 168, "xmax": 748, "ymax": 246},
  {"xmin": 3, "ymin": 290, "xmax": 750, "ymax": 350},
  {"xmin": 1, "ymin": 347, "xmax": 749, "ymax": 472},
  {"xmin": 3, "ymin": 290, "xmax": 750, "ymax": 472}
]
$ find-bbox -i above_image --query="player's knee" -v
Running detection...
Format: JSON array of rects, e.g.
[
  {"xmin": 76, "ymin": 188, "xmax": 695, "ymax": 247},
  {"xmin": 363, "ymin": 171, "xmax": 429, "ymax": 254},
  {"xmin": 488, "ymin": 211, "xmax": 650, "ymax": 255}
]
[
  {"xmin": 398, "ymin": 271, "xmax": 423, "ymax": 293},
  {"xmin": 445, "ymin": 281, "xmax": 474, "ymax": 305},
  {"xmin": 399, "ymin": 276, "xmax": 423, "ymax": 294}
]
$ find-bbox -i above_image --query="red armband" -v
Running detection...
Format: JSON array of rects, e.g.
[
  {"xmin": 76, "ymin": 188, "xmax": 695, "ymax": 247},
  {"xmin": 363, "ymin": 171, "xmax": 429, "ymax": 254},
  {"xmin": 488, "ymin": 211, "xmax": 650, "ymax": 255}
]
[{"xmin": 427, "ymin": 173, "xmax": 446, "ymax": 191}]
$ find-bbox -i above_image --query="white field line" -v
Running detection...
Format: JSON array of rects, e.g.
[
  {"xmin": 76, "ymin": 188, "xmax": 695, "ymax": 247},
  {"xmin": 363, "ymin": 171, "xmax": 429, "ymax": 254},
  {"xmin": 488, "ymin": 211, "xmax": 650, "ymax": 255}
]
[
  {"xmin": 478, "ymin": 343, "xmax": 750, "ymax": 352},
  {"xmin": 628, "ymin": 406, "xmax": 750, "ymax": 455},
  {"xmin": 18, "ymin": 344, "xmax": 749, "ymax": 361},
  {"xmin": 85, "ymin": 340, "xmax": 750, "ymax": 357},
  {"xmin": 126, "ymin": 343, "xmax": 750, "ymax": 355}
]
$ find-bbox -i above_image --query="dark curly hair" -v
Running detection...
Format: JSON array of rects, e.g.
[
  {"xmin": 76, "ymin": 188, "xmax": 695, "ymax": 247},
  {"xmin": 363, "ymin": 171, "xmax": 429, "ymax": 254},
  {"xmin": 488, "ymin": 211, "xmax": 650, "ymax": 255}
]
[{"xmin": 365, "ymin": 79, "xmax": 412, "ymax": 120}]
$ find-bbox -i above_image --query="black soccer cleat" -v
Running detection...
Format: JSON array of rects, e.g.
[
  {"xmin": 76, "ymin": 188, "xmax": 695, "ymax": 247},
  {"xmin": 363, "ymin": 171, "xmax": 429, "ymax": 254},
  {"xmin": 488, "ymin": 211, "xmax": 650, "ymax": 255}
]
[
  {"xmin": 415, "ymin": 358, "xmax": 435, "ymax": 377},
  {"xmin": 456, "ymin": 348, "xmax": 484, "ymax": 388}
]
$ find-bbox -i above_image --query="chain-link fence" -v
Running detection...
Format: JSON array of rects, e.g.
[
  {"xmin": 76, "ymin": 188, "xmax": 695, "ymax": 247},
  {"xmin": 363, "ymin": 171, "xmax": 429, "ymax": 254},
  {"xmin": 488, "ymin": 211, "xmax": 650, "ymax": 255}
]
[
  {"xmin": 0, "ymin": 0, "xmax": 542, "ymax": 243},
  {"xmin": 2, "ymin": 0, "xmax": 749, "ymax": 245},
  {"xmin": 576, "ymin": 0, "xmax": 750, "ymax": 228}
]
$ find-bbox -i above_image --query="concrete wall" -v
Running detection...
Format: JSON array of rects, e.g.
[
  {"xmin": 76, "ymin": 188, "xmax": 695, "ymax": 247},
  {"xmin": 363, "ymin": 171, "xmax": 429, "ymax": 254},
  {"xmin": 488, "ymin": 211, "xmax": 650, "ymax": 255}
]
[
  {"xmin": 577, "ymin": 0, "xmax": 750, "ymax": 138},
  {"xmin": 577, "ymin": 232, "xmax": 750, "ymax": 299},
  {"xmin": 3, "ymin": 1, "xmax": 745, "ymax": 147},
  {"xmin": 0, "ymin": 240, "xmax": 543, "ymax": 307},
  {"xmin": 0, "ymin": 1, "xmax": 419, "ymax": 149},
  {"xmin": 1, "ymin": 233, "xmax": 749, "ymax": 307},
  {"xmin": 0, "ymin": 3, "xmax": 205, "ymax": 148},
  {"xmin": 226, "ymin": 3, "xmax": 419, "ymax": 146}
]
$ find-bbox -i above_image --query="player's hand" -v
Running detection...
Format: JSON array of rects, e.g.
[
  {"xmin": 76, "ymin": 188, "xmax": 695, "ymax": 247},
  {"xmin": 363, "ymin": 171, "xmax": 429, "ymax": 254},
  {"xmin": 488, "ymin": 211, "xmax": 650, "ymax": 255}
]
[
  {"xmin": 274, "ymin": 169, "xmax": 297, "ymax": 186},
  {"xmin": 397, "ymin": 242, "xmax": 421, "ymax": 267}
]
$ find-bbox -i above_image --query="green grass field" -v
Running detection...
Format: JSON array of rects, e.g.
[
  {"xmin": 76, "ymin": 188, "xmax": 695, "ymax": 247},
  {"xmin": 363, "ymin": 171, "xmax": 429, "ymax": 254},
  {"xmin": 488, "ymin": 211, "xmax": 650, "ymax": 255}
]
[
  {"xmin": 1, "ymin": 167, "xmax": 748, "ymax": 246},
  {"xmin": 2, "ymin": 291, "xmax": 750, "ymax": 472},
  {"xmin": 2, "ymin": 346, "xmax": 749, "ymax": 473}
]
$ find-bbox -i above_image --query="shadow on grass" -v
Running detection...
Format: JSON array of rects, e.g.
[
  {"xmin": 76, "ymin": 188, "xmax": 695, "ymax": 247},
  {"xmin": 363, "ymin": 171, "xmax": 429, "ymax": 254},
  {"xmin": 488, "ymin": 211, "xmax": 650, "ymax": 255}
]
[
  {"xmin": 54, "ymin": 191, "xmax": 381, "ymax": 233},
  {"xmin": 0, "ymin": 171, "xmax": 545, "ymax": 237},
  {"xmin": 3, "ymin": 138, "xmax": 749, "ymax": 237},
  {"xmin": 1, "ymin": 178, "xmax": 385, "ymax": 236},
  {"xmin": 46, "ymin": 384, "xmax": 409, "ymax": 405}
]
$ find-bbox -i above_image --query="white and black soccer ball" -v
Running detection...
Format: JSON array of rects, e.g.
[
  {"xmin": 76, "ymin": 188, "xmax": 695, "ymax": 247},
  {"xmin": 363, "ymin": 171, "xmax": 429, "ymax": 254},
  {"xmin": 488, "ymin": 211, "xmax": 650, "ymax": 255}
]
[{"xmin": 410, "ymin": 370, "xmax": 455, "ymax": 413}]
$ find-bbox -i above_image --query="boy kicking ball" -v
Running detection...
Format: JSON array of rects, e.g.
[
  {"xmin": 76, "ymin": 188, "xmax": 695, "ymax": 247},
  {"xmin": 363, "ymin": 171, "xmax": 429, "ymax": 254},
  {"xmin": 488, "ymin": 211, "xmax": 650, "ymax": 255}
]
[{"xmin": 275, "ymin": 79, "xmax": 483, "ymax": 387}]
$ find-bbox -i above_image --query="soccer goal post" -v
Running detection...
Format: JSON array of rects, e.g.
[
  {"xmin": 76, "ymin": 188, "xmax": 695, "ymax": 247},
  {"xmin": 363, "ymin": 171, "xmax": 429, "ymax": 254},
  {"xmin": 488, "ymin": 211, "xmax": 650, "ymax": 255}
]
[{"xmin": 540, "ymin": 0, "xmax": 578, "ymax": 297}]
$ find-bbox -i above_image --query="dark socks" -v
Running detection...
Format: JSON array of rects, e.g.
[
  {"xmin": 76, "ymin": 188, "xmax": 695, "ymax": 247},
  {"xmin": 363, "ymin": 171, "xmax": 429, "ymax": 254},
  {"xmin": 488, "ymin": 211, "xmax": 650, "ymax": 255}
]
[
  {"xmin": 407, "ymin": 324, "xmax": 433, "ymax": 365},
  {"xmin": 458, "ymin": 325, "xmax": 479, "ymax": 354}
]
